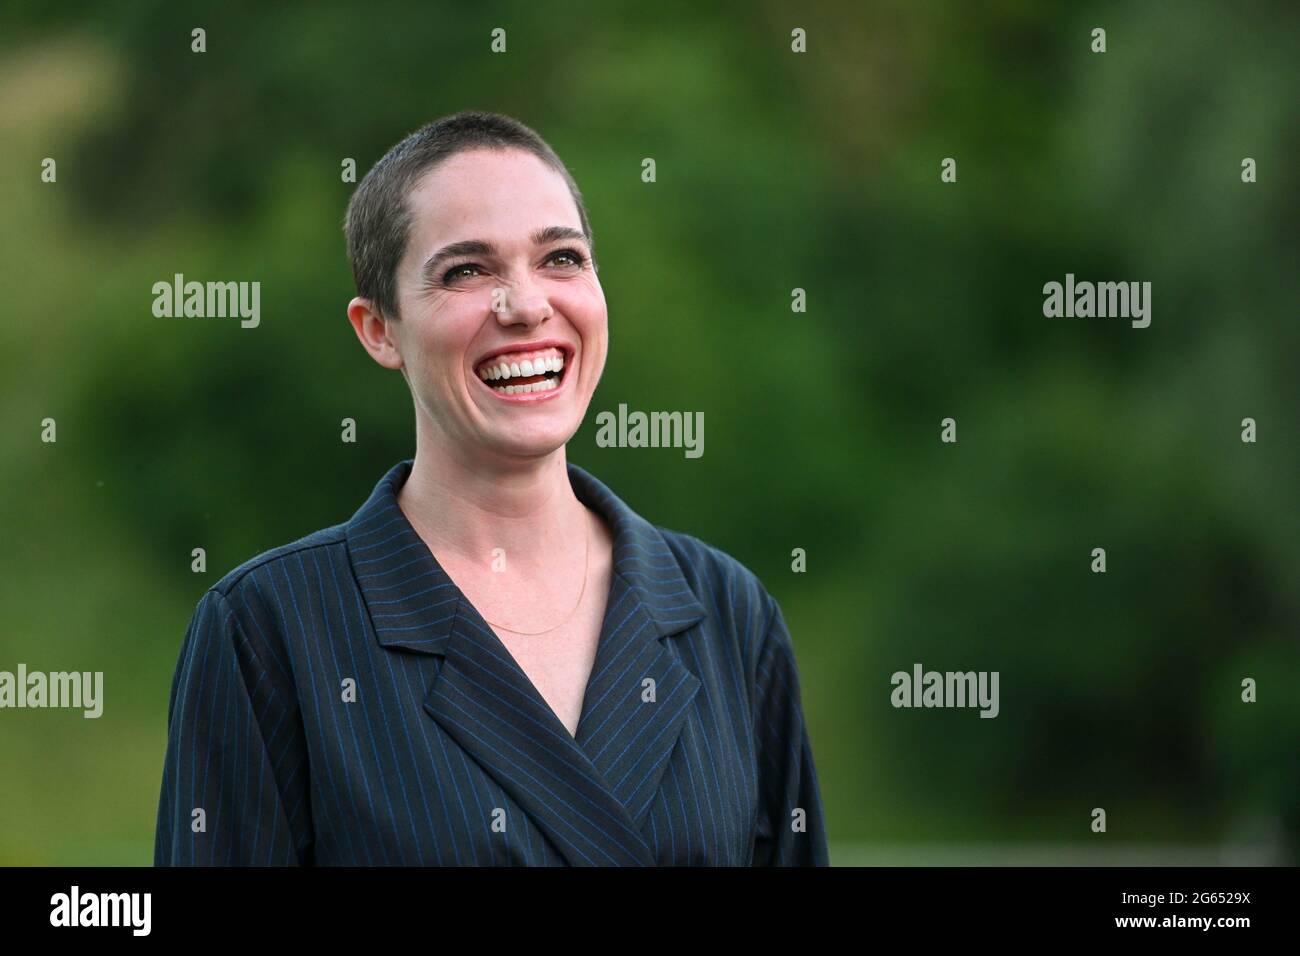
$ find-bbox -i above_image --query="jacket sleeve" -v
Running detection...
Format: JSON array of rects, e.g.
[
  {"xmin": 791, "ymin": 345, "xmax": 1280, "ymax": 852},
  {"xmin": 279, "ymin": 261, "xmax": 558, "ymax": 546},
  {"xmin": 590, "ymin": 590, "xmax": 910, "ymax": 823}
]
[
  {"xmin": 155, "ymin": 587, "xmax": 311, "ymax": 865},
  {"xmin": 750, "ymin": 593, "xmax": 830, "ymax": 866}
]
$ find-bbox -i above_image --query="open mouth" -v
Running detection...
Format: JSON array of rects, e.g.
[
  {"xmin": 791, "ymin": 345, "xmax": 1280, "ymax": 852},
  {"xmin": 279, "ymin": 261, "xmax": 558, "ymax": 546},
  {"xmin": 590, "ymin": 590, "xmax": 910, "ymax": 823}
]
[{"xmin": 473, "ymin": 346, "xmax": 569, "ymax": 397}]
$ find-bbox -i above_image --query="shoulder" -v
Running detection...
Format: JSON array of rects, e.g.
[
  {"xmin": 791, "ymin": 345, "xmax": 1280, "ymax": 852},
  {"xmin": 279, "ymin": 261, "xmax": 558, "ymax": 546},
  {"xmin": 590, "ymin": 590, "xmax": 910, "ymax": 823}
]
[
  {"xmin": 209, "ymin": 523, "xmax": 349, "ymax": 596},
  {"xmin": 651, "ymin": 522, "xmax": 781, "ymax": 658},
  {"xmin": 654, "ymin": 523, "xmax": 767, "ymax": 597},
  {"xmin": 183, "ymin": 522, "xmax": 350, "ymax": 648}
]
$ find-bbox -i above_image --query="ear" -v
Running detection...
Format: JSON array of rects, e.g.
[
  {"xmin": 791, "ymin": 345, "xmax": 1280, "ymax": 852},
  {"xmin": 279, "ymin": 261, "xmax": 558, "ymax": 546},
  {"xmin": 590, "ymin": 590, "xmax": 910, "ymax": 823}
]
[{"xmin": 347, "ymin": 297, "xmax": 404, "ymax": 370}]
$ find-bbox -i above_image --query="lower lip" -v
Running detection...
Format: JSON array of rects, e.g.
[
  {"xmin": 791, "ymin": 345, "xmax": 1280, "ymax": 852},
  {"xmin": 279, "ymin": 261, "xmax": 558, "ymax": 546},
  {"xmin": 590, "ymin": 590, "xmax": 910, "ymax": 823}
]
[{"xmin": 474, "ymin": 361, "xmax": 571, "ymax": 404}]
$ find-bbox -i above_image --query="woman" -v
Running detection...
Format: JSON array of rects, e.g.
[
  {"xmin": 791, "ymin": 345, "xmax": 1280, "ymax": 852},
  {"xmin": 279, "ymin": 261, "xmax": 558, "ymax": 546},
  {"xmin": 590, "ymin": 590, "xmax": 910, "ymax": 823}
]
[{"xmin": 154, "ymin": 111, "xmax": 828, "ymax": 866}]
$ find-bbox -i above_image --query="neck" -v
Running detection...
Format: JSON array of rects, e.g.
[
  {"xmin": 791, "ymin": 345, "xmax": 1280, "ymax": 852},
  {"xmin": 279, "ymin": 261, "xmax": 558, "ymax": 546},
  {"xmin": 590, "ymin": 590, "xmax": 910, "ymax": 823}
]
[{"xmin": 397, "ymin": 426, "xmax": 587, "ymax": 579}]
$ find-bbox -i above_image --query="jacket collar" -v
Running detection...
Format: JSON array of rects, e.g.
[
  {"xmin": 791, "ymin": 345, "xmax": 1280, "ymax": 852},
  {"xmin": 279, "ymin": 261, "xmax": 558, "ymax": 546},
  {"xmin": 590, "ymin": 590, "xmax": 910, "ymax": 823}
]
[
  {"xmin": 345, "ymin": 458, "xmax": 707, "ymax": 653},
  {"xmin": 344, "ymin": 458, "xmax": 708, "ymax": 866}
]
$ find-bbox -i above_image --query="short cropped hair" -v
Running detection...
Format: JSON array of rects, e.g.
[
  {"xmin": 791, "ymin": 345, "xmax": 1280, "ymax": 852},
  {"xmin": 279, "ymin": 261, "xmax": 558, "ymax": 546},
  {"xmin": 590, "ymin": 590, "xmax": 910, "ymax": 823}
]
[{"xmin": 344, "ymin": 110, "xmax": 595, "ymax": 321}]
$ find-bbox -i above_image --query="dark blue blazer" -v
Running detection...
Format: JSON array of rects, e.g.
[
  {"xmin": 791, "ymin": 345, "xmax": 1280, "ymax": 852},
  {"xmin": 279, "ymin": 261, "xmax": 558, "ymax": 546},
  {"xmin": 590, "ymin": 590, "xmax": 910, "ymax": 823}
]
[{"xmin": 155, "ymin": 459, "xmax": 828, "ymax": 866}]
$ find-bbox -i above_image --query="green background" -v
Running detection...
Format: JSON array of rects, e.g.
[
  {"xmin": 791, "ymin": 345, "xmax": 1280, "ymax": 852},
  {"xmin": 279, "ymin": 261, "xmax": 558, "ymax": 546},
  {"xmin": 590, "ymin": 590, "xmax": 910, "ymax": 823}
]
[{"xmin": 1, "ymin": 0, "xmax": 1296, "ymax": 864}]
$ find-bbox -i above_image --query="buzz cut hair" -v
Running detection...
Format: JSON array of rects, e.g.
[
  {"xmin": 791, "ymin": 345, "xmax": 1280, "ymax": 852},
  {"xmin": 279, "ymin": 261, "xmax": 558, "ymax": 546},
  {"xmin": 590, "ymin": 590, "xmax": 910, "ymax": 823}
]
[{"xmin": 344, "ymin": 110, "xmax": 594, "ymax": 321}]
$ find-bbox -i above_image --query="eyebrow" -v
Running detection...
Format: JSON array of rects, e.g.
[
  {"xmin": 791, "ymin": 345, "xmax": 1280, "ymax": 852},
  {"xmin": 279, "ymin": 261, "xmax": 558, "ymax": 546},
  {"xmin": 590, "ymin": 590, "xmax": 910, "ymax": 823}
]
[{"xmin": 420, "ymin": 225, "xmax": 589, "ymax": 285}]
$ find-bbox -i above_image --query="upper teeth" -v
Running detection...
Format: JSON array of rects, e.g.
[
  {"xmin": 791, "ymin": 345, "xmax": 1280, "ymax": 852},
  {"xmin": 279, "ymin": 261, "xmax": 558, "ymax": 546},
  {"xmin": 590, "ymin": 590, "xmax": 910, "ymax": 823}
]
[{"xmin": 475, "ymin": 347, "xmax": 566, "ymax": 381}]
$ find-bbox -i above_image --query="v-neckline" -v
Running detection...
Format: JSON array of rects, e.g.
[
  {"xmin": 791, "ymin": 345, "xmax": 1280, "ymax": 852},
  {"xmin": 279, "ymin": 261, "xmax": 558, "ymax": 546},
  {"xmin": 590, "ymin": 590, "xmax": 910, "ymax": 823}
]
[{"xmin": 466, "ymin": 506, "xmax": 616, "ymax": 745}]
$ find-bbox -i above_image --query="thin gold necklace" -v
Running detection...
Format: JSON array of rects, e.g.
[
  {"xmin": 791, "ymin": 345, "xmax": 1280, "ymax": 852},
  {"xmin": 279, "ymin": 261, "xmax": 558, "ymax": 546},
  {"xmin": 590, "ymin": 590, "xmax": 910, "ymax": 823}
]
[{"xmin": 479, "ymin": 517, "xmax": 591, "ymax": 635}]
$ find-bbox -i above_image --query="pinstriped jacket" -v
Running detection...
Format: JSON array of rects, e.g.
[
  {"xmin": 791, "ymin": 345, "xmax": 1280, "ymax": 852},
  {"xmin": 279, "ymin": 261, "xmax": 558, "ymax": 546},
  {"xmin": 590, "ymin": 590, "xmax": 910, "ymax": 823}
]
[{"xmin": 154, "ymin": 459, "xmax": 828, "ymax": 866}]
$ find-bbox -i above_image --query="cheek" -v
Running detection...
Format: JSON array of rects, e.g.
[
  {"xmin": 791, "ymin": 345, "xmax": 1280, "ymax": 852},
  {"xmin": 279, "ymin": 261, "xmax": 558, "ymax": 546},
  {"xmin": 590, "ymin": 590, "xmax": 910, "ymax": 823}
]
[
  {"xmin": 403, "ymin": 297, "xmax": 480, "ymax": 378},
  {"xmin": 563, "ymin": 278, "xmax": 608, "ymax": 338}
]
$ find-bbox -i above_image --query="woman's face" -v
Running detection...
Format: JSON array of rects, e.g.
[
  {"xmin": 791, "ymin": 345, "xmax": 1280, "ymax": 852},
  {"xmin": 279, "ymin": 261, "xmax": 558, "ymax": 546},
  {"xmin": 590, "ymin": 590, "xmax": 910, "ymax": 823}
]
[{"xmin": 387, "ymin": 147, "xmax": 607, "ymax": 464}]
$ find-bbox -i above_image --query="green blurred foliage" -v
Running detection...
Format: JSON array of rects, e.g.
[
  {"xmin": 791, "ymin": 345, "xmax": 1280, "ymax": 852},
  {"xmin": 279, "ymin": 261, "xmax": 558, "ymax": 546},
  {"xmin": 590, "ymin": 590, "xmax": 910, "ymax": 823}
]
[{"xmin": 0, "ymin": 0, "xmax": 1296, "ymax": 864}]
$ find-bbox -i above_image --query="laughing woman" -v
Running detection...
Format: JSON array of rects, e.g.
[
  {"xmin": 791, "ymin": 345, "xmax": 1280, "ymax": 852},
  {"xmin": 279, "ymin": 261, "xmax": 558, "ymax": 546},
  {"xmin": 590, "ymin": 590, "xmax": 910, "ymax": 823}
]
[{"xmin": 154, "ymin": 111, "xmax": 829, "ymax": 866}]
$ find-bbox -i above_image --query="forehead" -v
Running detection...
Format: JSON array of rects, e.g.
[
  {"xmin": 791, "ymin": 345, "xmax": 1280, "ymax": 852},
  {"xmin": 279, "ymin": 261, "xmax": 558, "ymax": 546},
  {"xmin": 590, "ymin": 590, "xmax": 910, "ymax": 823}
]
[{"xmin": 405, "ymin": 148, "xmax": 582, "ymax": 251}]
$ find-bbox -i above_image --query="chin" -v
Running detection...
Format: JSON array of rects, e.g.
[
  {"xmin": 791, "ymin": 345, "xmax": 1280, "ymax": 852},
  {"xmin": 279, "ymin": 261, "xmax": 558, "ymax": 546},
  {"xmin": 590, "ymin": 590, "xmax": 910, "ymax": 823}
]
[{"xmin": 487, "ymin": 423, "xmax": 578, "ymax": 459}]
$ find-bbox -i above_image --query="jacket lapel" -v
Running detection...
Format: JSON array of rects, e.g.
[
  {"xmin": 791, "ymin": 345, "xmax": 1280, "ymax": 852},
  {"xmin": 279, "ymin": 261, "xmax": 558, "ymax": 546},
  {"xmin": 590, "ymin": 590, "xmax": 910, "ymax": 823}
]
[
  {"xmin": 346, "ymin": 459, "xmax": 706, "ymax": 866},
  {"xmin": 573, "ymin": 572, "xmax": 704, "ymax": 827}
]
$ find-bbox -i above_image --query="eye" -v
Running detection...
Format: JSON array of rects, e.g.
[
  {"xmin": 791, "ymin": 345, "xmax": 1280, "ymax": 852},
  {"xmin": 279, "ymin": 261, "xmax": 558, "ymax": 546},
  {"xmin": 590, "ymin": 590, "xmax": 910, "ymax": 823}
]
[
  {"xmin": 442, "ymin": 262, "xmax": 483, "ymax": 285},
  {"xmin": 548, "ymin": 247, "xmax": 587, "ymax": 269}
]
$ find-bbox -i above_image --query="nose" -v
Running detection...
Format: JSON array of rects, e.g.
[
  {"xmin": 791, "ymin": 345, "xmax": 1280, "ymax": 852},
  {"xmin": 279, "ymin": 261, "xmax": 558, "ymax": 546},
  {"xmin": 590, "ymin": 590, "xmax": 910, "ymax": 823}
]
[{"xmin": 494, "ymin": 276, "xmax": 553, "ymax": 328}]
